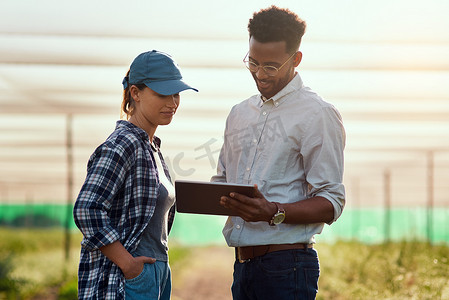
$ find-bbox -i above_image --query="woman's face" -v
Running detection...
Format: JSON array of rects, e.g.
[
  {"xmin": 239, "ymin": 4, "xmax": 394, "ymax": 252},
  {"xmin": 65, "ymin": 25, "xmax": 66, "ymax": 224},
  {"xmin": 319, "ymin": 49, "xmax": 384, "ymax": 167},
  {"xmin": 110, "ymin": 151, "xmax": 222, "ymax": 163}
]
[{"xmin": 132, "ymin": 86, "xmax": 180, "ymax": 130}]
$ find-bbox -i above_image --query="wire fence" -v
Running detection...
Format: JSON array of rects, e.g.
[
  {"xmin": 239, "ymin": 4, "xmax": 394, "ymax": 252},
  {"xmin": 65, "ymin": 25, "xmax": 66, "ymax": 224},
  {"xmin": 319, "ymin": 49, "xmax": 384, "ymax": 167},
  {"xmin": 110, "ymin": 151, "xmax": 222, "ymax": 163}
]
[{"xmin": 1, "ymin": 116, "xmax": 448, "ymax": 247}]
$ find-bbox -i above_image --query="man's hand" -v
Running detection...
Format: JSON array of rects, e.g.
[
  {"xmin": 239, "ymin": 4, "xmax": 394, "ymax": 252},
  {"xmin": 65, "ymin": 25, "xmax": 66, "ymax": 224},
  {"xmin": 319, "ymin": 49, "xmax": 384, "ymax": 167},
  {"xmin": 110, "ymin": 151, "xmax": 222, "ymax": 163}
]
[{"xmin": 220, "ymin": 184, "xmax": 277, "ymax": 223}]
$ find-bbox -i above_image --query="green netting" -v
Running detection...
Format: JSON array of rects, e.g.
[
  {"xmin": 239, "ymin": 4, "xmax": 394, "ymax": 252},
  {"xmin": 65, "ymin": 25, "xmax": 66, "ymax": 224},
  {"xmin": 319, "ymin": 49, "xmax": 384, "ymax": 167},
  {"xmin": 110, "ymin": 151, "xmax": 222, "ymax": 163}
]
[
  {"xmin": 0, "ymin": 204, "xmax": 74, "ymax": 228},
  {"xmin": 1, "ymin": 204, "xmax": 448, "ymax": 245}
]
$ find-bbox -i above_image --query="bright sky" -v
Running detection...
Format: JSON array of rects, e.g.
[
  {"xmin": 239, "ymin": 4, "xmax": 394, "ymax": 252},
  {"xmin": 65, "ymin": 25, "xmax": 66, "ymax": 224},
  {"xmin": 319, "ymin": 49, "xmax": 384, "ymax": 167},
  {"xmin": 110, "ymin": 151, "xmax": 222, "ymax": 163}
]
[
  {"xmin": 2, "ymin": 0, "xmax": 449, "ymax": 41},
  {"xmin": 0, "ymin": 0, "xmax": 448, "ymax": 207}
]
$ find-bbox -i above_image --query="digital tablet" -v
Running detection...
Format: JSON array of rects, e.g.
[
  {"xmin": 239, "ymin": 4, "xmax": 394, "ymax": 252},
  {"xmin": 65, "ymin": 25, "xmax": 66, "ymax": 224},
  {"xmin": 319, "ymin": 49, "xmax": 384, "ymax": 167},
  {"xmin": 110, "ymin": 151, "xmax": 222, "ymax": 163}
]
[{"xmin": 174, "ymin": 180, "xmax": 255, "ymax": 216}]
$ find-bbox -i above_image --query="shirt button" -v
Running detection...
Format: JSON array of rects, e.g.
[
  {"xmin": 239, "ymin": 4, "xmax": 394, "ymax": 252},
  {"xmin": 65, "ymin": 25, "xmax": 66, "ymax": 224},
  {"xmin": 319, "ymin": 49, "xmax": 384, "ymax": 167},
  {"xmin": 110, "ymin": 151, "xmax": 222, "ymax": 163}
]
[
  {"xmin": 262, "ymin": 111, "xmax": 267, "ymax": 116},
  {"xmin": 236, "ymin": 225, "xmax": 241, "ymax": 229},
  {"xmin": 274, "ymin": 102, "xmax": 279, "ymax": 106},
  {"xmin": 246, "ymin": 167, "xmax": 250, "ymax": 171},
  {"xmin": 253, "ymin": 139, "xmax": 257, "ymax": 143}
]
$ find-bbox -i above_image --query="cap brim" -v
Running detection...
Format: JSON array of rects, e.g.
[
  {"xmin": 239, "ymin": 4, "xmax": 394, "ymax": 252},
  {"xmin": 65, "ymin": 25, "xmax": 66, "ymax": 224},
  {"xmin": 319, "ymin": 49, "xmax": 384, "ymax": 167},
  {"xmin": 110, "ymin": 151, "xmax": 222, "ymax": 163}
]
[{"xmin": 144, "ymin": 80, "xmax": 198, "ymax": 96}]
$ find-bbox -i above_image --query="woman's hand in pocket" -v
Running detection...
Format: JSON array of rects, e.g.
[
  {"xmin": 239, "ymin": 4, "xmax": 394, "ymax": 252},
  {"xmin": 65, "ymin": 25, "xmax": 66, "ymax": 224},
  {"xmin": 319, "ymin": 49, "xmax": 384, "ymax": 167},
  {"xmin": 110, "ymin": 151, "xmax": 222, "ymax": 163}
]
[
  {"xmin": 123, "ymin": 256, "xmax": 156, "ymax": 279},
  {"xmin": 99, "ymin": 240, "xmax": 156, "ymax": 280}
]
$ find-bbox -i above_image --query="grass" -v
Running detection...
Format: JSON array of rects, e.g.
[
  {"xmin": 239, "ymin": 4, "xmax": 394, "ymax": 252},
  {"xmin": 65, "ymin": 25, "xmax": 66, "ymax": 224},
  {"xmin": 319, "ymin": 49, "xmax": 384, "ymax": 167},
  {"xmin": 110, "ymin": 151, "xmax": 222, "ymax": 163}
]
[
  {"xmin": 0, "ymin": 228, "xmax": 82, "ymax": 299},
  {"xmin": 0, "ymin": 228, "xmax": 448, "ymax": 299},
  {"xmin": 0, "ymin": 228, "xmax": 192, "ymax": 300},
  {"xmin": 316, "ymin": 240, "xmax": 449, "ymax": 299}
]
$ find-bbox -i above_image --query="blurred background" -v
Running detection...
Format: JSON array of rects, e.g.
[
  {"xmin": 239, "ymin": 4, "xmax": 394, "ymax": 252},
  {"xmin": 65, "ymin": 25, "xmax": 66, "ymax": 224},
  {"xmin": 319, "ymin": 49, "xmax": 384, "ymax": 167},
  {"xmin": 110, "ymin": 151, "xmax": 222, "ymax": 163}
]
[
  {"xmin": 1, "ymin": 0, "xmax": 449, "ymax": 248},
  {"xmin": 1, "ymin": 1, "xmax": 449, "ymax": 299}
]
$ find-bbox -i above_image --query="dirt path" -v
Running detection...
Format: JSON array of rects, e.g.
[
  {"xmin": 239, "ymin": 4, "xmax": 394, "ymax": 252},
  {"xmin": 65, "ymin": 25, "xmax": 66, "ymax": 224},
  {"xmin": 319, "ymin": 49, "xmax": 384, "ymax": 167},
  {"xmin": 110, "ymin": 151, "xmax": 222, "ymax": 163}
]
[
  {"xmin": 30, "ymin": 246, "xmax": 235, "ymax": 300},
  {"xmin": 171, "ymin": 246, "xmax": 235, "ymax": 300}
]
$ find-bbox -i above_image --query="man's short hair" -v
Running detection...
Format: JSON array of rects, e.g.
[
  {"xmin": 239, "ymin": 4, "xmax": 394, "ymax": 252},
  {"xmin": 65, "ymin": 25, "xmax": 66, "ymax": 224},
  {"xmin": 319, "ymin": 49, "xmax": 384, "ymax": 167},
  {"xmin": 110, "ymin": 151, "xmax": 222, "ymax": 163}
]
[{"xmin": 248, "ymin": 5, "xmax": 307, "ymax": 53}]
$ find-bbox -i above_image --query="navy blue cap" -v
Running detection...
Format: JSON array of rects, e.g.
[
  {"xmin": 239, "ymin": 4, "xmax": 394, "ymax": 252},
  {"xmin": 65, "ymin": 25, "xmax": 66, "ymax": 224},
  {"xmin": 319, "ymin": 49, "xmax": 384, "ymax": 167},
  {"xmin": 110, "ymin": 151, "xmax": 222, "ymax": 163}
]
[{"xmin": 122, "ymin": 50, "xmax": 198, "ymax": 95}]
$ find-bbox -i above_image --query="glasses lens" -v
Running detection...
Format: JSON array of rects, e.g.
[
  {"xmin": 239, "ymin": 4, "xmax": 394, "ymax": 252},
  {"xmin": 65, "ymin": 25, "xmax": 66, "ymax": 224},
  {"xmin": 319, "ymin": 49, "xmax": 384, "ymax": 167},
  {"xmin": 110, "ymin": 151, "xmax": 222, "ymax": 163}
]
[
  {"xmin": 244, "ymin": 61, "xmax": 278, "ymax": 76},
  {"xmin": 263, "ymin": 66, "xmax": 278, "ymax": 76},
  {"xmin": 245, "ymin": 61, "xmax": 258, "ymax": 72}
]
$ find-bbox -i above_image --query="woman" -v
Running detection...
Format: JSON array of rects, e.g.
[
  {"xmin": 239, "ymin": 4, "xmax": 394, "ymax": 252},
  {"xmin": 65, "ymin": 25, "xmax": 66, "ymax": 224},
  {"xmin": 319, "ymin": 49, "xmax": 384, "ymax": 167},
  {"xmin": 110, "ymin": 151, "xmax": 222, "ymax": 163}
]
[{"xmin": 73, "ymin": 50, "xmax": 198, "ymax": 300}]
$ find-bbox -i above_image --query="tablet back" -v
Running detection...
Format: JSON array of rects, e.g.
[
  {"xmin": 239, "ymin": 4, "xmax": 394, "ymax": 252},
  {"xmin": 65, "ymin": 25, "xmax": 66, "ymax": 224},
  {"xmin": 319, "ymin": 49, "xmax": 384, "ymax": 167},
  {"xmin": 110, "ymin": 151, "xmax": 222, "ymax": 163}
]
[{"xmin": 174, "ymin": 180, "xmax": 255, "ymax": 216}]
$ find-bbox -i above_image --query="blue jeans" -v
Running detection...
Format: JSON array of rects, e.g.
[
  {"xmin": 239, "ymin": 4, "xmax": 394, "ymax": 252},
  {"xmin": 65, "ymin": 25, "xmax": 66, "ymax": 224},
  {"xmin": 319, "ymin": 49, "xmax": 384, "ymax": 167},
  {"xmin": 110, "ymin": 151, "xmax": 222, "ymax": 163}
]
[
  {"xmin": 125, "ymin": 261, "xmax": 171, "ymax": 300},
  {"xmin": 232, "ymin": 248, "xmax": 320, "ymax": 300}
]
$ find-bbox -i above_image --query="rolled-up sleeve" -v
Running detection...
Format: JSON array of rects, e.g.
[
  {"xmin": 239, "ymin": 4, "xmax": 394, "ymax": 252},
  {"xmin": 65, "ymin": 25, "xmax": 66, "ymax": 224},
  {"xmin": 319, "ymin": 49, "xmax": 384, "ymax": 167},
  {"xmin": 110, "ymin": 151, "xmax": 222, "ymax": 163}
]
[
  {"xmin": 302, "ymin": 105, "xmax": 346, "ymax": 224},
  {"xmin": 73, "ymin": 144, "xmax": 129, "ymax": 251}
]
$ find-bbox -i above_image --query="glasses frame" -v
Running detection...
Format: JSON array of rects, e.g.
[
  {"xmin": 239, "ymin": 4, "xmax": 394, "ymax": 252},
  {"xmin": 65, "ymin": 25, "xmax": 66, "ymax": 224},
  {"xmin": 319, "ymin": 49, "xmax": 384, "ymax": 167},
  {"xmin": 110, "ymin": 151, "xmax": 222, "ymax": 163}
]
[{"xmin": 243, "ymin": 51, "xmax": 298, "ymax": 76}]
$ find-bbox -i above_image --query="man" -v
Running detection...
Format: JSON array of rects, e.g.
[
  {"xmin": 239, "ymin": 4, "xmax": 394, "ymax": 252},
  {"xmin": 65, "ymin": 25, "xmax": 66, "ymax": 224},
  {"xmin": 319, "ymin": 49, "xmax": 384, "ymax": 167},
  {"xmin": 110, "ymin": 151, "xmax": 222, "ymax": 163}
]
[{"xmin": 211, "ymin": 6, "xmax": 346, "ymax": 300}]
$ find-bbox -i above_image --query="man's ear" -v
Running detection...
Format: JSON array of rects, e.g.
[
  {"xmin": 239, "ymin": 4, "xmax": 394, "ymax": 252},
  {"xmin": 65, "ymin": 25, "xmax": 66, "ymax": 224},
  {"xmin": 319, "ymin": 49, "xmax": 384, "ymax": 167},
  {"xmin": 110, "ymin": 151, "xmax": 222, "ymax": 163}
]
[{"xmin": 294, "ymin": 52, "xmax": 302, "ymax": 67}]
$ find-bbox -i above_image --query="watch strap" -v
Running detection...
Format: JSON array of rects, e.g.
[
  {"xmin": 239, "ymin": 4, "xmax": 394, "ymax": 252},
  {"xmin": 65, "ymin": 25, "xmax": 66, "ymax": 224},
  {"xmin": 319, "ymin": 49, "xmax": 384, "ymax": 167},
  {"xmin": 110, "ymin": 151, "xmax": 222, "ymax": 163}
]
[{"xmin": 269, "ymin": 202, "xmax": 285, "ymax": 226}]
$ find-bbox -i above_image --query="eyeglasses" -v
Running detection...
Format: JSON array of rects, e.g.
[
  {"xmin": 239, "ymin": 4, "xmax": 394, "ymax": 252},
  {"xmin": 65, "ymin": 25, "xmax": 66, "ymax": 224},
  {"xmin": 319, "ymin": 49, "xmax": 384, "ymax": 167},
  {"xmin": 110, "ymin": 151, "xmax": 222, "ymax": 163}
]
[{"xmin": 243, "ymin": 51, "xmax": 297, "ymax": 76}]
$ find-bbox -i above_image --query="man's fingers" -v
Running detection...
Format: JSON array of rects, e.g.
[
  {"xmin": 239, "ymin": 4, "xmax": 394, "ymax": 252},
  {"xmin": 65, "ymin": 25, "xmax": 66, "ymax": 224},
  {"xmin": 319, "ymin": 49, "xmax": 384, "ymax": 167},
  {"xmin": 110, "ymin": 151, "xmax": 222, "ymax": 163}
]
[
  {"xmin": 253, "ymin": 184, "xmax": 264, "ymax": 198},
  {"xmin": 221, "ymin": 195, "xmax": 254, "ymax": 214},
  {"xmin": 220, "ymin": 196, "xmax": 237, "ymax": 209},
  {"xmin": 229, "ymin": 185, "xmax": 264, "ymax": 202},
  {"xmin": 229, "ymin": 192, "xmax": 251, "ymax": 202}
]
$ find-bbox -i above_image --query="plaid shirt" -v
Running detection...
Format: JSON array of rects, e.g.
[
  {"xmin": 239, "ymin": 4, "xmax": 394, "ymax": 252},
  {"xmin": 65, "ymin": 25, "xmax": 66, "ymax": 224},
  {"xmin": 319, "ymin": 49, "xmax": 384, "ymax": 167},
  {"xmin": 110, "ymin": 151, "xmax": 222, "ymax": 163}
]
[{"xmin": 73, "ymin": 120, "xmax": 175, "ymax": 300}]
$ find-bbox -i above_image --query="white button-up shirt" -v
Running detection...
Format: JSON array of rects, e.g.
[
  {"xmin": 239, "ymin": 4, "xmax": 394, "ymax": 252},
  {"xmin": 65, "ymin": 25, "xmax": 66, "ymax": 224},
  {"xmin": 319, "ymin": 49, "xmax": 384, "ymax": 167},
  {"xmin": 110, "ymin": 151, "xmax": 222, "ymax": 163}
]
[{"xmin": 211, "ymin": 73, "xmax": 346, "ymax": 247}]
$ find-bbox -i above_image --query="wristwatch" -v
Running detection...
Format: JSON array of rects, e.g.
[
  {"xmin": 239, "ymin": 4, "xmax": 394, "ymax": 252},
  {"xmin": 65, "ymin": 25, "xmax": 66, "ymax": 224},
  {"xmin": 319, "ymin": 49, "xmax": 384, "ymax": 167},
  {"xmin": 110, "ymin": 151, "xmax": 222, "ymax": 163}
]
[{"xmin": 269, "ymin": 202, "xmax": 285, "ymax": 226}]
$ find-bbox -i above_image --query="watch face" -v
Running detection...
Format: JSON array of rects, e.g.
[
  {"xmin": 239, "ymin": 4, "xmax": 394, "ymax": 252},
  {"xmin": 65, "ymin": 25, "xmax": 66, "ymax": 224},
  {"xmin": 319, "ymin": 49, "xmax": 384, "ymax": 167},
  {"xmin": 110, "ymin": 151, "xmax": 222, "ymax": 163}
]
[{"xmin": 273, "ymin": 213, "xmax": 285, "ymax": 224}]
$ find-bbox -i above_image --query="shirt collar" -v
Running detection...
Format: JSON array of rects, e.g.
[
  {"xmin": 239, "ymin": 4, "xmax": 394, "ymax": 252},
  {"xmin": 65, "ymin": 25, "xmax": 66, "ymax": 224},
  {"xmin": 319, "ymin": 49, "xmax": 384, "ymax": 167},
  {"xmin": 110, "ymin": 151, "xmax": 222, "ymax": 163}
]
[
  {"xmin": 259, "ymin": 73, "xmax": 303, "ymax": 107},
  {"xmin": 115, "ymin": 120, "xmax": 161, "ymax": 148}
]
